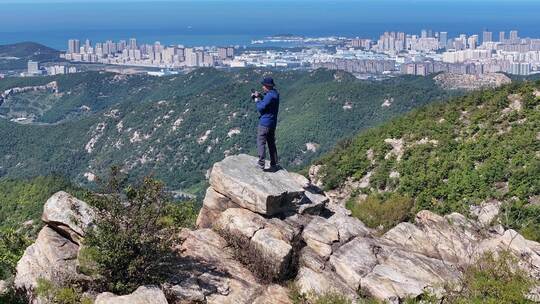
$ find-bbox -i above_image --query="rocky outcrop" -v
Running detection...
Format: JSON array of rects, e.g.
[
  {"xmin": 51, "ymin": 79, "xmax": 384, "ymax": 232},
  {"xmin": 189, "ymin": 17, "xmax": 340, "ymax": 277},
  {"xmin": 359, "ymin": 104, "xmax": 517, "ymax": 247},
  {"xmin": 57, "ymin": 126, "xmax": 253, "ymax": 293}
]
[
  {"xmin": 14, "ymin": 191, "xmax": 96, "ymax": 303},
  {"xmin": 208, "ymin": 154, "xmax": 309, "ymax": 216},
  {"xmin": 14, "ymin": 226, "xmax": 79, "ymax": 299},
  {"xmin": 192, "ymin": 154, "xmax": 540, "ymax": 303},
  {"xmin": 42, "ymin": 191, "xmax": 96, "ymax": 244},
  {"xmin": 95, "ymin": 286, "xmax": 168, "ymax": 304},
  {"xmin": 14, "ymin": 154, "xmax": 540, "ymax": 303}
]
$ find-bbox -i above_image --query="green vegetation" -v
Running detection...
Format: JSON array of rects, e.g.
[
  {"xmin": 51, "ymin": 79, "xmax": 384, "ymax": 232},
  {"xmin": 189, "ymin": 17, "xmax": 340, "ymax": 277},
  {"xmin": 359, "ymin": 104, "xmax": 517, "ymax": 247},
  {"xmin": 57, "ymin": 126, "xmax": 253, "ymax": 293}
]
[
  {"xmin": 446, "ymin": 251, "xmax": 535, "ymax": 304},
  {"xmin": 81, "ymin": 168, "xmax": 196, "ymax": 294},
  {"xmin": 0, "ymin": 42, "xmax": 61, "ymax": 71},
  {"xmin": 0, "ymin": 176, "xmax": 81, "ymax": 231},
  {"xmin": 0, "ymin": 69, "xmax": 460, "ymax": 195},
  {"xmin": 35, "ymin": 278, "xmax": 92, "ymax": 304},
  {"xmin": 317, "ymin": 81, "xmax": 540, "ymax": 239},
  {"xmin": 346, "ymin": 194, "xmax": 414, "ymax": 232}
]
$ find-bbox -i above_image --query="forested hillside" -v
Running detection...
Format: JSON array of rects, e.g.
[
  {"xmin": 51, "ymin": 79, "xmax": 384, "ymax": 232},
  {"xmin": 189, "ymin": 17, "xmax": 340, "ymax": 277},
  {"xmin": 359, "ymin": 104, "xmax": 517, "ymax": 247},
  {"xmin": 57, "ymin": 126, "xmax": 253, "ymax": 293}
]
[
  {"xmin": 0, "ymin": 69, "xmax": 458, "ymax": 194},
  {"xmin": 316, "ymin": 80, "xmax": 540, "ymax": 241},
  {"xmin": 0, "ymin": 42, "xmax": 60, "ymax": 71}
]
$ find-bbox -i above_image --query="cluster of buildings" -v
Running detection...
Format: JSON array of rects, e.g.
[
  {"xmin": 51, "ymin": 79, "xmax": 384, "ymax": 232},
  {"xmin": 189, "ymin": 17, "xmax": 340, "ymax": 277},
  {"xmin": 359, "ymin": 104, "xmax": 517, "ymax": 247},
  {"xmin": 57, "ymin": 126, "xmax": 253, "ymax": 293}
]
[
  {"xmin": 57, "ymin": 30, "xmax": 540, "ymax": 78},
  {"xmin": 21, "ymin": 60, "xmax": 77, "ymax": 77},
  {"xmin": 63, "ymin": 38, "xmax": 235, "ymax": 68},
  {"xmin": 369, "ymin": 29, "xmax": 539, "ymax": 76}
]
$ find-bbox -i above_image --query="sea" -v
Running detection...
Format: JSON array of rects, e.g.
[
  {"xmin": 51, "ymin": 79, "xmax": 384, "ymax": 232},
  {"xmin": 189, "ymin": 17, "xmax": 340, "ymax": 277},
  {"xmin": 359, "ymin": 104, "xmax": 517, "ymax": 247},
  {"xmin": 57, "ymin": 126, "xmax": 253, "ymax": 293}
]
[{"xmin": 1, "ymin": 0, "xmax": 540, "ymax": 50}]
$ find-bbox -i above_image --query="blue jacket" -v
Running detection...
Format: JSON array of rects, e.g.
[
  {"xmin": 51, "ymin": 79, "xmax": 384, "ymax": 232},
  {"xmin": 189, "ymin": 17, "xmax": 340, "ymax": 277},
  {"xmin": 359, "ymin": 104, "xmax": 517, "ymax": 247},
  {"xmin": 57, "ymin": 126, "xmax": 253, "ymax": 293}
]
[{"xmin": 256, "ymin": 89, "xmax": 280, "ymax": 128}]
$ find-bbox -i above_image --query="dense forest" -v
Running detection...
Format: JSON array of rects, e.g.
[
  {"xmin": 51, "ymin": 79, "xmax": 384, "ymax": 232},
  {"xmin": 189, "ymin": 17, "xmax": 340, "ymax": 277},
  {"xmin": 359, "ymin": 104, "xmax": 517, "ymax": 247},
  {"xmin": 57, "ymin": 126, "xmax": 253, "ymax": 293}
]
[
  {"xmin": 317, "ymin": 80, "xmax": 540, "ymax": 241},
  {"xmin": 0, "ymin": 68, "xmax": 459, "ymax": 194}
]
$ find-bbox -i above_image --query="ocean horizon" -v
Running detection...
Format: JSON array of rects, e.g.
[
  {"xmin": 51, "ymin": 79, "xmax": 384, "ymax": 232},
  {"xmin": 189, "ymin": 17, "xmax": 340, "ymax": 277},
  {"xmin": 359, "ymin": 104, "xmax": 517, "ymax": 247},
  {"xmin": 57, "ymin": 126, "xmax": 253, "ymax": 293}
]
[{"xmin": 1, "ymin": 0, "xmax": 540, "ymax": 50}]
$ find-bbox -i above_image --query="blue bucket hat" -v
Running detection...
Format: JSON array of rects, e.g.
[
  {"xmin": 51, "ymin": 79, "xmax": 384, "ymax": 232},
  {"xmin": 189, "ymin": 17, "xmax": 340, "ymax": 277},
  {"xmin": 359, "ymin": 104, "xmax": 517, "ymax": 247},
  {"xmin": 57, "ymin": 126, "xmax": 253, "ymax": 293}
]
[{"xmin": 261, "ymin": 77, "xmax": 275, "ymax": 87}]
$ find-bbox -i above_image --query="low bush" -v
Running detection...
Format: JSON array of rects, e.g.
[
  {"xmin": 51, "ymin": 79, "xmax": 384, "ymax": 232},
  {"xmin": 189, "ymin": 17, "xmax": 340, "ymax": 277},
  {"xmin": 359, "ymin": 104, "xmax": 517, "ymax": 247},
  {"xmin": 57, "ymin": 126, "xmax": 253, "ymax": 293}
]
[
  {"xmin": 81, "ymin": 167, "xmax": 190, "ymax": 294},
  {"xmin": 446, "ymin": 250, "xmax": 535, "ymax": 304},
  {"xmin": 35, "ymin": 278, "xmax": 92, "ymax": 304},
  {"xmin": 346, "ymin": 194, "xmax": 414, "ymax": 231}
]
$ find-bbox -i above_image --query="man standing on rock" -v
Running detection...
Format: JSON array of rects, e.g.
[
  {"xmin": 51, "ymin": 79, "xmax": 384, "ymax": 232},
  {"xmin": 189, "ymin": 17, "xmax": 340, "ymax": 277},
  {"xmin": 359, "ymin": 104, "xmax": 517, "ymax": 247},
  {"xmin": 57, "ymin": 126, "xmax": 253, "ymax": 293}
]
[{"xmin": 251, "ymin": 77, "xmax": 280, "ymax": 171}]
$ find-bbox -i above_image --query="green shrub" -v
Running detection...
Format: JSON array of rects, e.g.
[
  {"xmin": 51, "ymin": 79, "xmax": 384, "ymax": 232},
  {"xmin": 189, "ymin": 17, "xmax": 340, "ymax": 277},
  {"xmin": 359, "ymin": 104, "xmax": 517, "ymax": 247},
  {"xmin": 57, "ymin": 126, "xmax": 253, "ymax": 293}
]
[
  {"xmin": 35, "ymin": 278, "xmax": 92, "ymax": 304},
  {"xmin": 0, "ymin": 228, "xmax": 31, "ymax": 280},
  {"xmin": 500, "ymin": 200, "xmax": 540, "ymax": 242},
  {"xmin": 82, "ymin": 167, "xmax": 186, "ymax": 294},
  {"xmin": 446, "ymin": 251, "xmax": 535, "ymax": 304},
  {"xmin": 160, "ymin": 200, "xmax": 199, "ymax": 229},
  {"xmin": 346, "ymin": 194, "xmax": 414, "ymax": 231}
]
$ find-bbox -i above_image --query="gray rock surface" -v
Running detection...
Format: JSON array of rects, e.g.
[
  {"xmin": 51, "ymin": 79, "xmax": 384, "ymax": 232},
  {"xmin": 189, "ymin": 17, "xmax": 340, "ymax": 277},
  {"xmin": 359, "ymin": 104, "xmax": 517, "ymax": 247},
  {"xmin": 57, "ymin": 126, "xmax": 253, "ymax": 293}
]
[
  {"xmin": 196, "ymin": 187, "xmax": 240, "ymax": 229},
  {"xmin": 95, "ymin": 286, "xmax": 168, "ymax": 304},
  {"xmin": 42, "ymin": 191, "xmax": 96, "ymax": 244},
  {"xmin": 470, "ymin": 199, "xmax": 501, "ymax": 226},
  {"xmin": 14, "ymin": 226, "xmax": 79, "ymax": 296},
  {"xmin": 209, "ymin": 154, "xmax": 305, "ymax": 215}
]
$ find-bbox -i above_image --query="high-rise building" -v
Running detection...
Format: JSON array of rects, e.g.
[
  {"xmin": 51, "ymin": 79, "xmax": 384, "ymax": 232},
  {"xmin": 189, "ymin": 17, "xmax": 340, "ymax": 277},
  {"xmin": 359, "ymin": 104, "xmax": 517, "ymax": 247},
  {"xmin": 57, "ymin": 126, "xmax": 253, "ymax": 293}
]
[
  {"xmin": 27, "ymin": 60, "xmax": 40, "ymax": 75},
  {"xmin": 468, "ymin": 35, "xmax": 478, "ymax": 49},
  {"xmin": 482, "ymin": 31, "xmax": 493, "ymax": 43},
  {"xmin": 129, "ymin": 38, "xmax": 138, "ymax": 50},
  {"xmin": 439, "ymin": 32, "xmax": 448, "ymax": 49},
  {"xmin": 68, "ymin": 39, "xmax": 80, "ymax": 54},
  {"xmin": 84, "ymin": 39, "xmax": 91, "ymax": 53},
  {"xmin": 509, "ymin": 30, "xmax": 519, "ymax": 42},
  {"xmin": 421, "ymin": 29, "xmax": 428, "ymax": 38},
  {"xmin": 499, "ymin": 31, "xmax": 505, "ymax": 42}
]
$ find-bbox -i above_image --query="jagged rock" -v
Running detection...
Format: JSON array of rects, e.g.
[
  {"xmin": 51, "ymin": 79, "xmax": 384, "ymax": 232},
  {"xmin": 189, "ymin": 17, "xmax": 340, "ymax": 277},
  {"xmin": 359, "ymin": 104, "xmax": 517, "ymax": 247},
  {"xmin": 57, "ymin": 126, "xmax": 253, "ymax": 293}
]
[
  {"xmin": 300, "ymin": 191, "xmax": 327, "ymax": 215},
  {"xmin": 478, "ymin": 229, "xmax": 540, "ymax": 278},
  {"xmin": 295, "ymin": 266, "xmax": 357, "ymax": 300},
  {"xmin": 302, "ymin": 217, "xmax": 339, "ymax": 258},
  {"xmin": 382, "ymin": 211, "xmax": 481, "ymax": 265},
  {"xmin": 14, "ymin": 226, "xmax": 79, "ymax": 296},
  {"xmin": 215, "ymin": 208, "xmax": 297, "ymax": 281},
  {"xmin": 42, "ymin": 191, "xmax": 95, "ymax": 244},
  {"xmin": 216, "ymin": 208, "xmax": 266, "ymax": 240},
  {"xmin": 360, "ymin": 247, "xmax": 461, "ymax": 301},
  {"xmin": 95, "ymin": 286, "xmax": 168, "ymax": 304},
  {"xmin": 470, "ymin": 199, "xmax": 501, "ymax": 226},
  {"xmin": 327, "ymin": 212, "xmax": 371, "ymax": 243},
  {"xmin": 329, "ymin": 237, "xmax": 378, "ymax": 290},
  {"xmin": 162, "ymin": 278, "xmax": 206, "ymax": 303},
  {"xmin": 179, "ymin": 229, "xmax": 263, "ymax": 304},
  {"xmin": 209, "ymin": 154, "xmax": 305, "ymax": 215},
  {"xmin": 196, "ymin": 187, "xmax": 240, "ymax": 229},
  {"xmin": 252, "ymin": 284, "xmax": 292, "ymax": 304}
]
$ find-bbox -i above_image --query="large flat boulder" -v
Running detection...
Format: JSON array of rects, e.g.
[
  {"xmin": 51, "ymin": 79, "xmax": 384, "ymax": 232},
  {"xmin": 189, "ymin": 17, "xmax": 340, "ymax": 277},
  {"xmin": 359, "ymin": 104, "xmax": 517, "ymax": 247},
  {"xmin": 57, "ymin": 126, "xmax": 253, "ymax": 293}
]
[
  {"xmin": 95, "ymin": 286, "xmax": 168, "ymax": 304},
  {"xmin": 209, "ymin": 154, "xmax": 306, "ymax": 215},
  {"xmin": 14, "ymin": 226, "xmax": 79, "ymax": 296},
  {"xmin": 42, "ymin": 191, "xmax": 96, "ymax": 244}
]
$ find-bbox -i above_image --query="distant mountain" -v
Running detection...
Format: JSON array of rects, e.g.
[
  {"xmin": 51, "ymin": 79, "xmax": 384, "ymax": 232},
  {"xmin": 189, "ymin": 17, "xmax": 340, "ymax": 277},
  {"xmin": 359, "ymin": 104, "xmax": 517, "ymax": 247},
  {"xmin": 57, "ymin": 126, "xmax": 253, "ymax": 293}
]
[
  {"xmin": 0, "ymin": 42, "xmax": 61, "ymax": 71},
  {"xmin": 315, "ymin": 80, "xmax": 540, "ymax": 241},
  {"xmin": 0, "ymin": 68, "xmax": 460, "ymax": 194}
]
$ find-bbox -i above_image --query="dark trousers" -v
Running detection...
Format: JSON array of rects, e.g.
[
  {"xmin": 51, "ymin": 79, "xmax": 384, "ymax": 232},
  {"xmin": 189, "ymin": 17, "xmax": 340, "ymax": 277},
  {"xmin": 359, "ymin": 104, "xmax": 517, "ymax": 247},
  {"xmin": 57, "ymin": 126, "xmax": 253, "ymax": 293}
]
[{"xmin": 257, "ymin": 125, "xmax": 278, "ymax": 166}]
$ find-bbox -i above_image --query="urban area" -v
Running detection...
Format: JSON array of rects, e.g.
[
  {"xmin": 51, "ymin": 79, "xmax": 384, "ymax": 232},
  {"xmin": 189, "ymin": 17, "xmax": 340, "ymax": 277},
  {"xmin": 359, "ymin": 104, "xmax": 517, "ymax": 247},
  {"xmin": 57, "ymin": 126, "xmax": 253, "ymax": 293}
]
[{"xmin": 19, "ymin": 29, "xmax": 540, "ymax": 79}]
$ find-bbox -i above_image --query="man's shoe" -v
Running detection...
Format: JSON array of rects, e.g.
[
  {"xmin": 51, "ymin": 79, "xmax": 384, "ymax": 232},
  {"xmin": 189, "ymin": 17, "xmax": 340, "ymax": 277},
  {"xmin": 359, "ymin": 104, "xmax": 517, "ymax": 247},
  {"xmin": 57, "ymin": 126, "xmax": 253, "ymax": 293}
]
[
  {"xmin": 256, "ymin": 162, "xmax": 265, "ymax": 170},
  {"xmin": 264, "ymin": 165, "xmax": 281, "ymax": 172}
]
